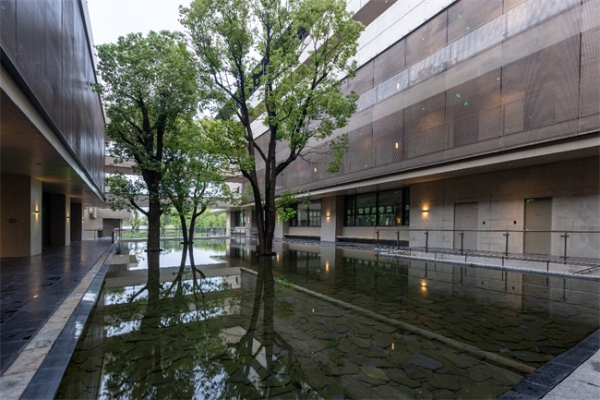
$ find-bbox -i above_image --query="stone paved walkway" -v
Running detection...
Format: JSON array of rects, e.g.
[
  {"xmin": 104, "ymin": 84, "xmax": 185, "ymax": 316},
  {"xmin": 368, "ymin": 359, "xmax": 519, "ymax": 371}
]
[{"xmin": 0, "ymin": 238, "xmax": 112, "ymax": 374}]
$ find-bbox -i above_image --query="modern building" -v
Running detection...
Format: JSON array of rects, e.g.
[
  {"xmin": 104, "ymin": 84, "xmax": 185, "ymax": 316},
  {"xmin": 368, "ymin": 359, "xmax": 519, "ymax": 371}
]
[
  {"xmin": 1, "ymin": 0, "xmax": 106, "ymax": 257},
  {"xmin": 229, "ymin": 0, "xmax": 600, "ymax": 259}
]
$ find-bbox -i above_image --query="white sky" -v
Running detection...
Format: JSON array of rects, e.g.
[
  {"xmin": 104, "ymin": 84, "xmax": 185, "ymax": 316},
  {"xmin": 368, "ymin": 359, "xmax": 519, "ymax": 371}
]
[{"xmin": 87, "ymin": 0, "xmax": 192, "ymax": 46}]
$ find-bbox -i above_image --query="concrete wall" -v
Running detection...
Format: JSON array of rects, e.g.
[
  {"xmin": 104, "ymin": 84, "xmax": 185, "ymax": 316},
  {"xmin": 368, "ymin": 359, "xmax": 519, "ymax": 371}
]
[
  {"xmin": 410, "ymin": 156, "xmax": 600, "ymax": 258},
  {"xmin": 288, "ymin": 226, "xmax": 321, "ymax": 237},
  {"xmin": 83, "ymin": 206, "xmax": 102, "ymax": 240},
  {"xmin": 102, "ymin": 219, "xmax": 121, "ymax": 238},
  {"xmin": 274, "ymin": 218, "xmax": 289, "ymax": 240},
  {"xmin": 0, "ymin": 175, "xmax": 42, "ymax": 257},
  {"xmin": 271, "ymin": 156, "xmax": 598, "ymax": 260},
  {"xmin": 320, "ymin": 196, "xmax": 344, "ymax": 242},
  {"xmin": 96, "ymin": 208, "xmax": 130, "ymax": 220},
  {"xmin": 274, "ymin": 218, "xmax": 283, "ymax": 239},
  {"xmin": 341, "ymin": 226, "xmax": 411, "ymax": 242},
  {"xmin": 226, "ymin": 211, "xmax": 235, "ymax": 231}
]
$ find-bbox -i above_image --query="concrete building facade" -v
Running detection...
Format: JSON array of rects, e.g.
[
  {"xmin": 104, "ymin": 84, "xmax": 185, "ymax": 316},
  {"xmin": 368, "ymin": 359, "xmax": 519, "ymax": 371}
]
[
  {"xmin": 231, "ymin": 0, "xmax": 600, "ymax": 259},
  {"xmin": 1, "ymin": 0, "xmax": 106, "ymax": 257}
]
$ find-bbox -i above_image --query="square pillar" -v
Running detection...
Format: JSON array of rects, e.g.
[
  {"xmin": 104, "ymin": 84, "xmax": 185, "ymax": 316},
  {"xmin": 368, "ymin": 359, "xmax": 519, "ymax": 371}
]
[
  {"xmin": 274, "ymin": 217, "xmax": 289, "ymax": 240},
  {"xmin": 50, "ymin": 193, "xmax": 70, "ymax": 246},
  {"xmin": 70, "ymin": 202, "xmax": 83, "ymax": 242},
  {"xmin": 226, "ymin": 210, "xmax": 236, "ymax": 234},
  {"xmin": 320, "ymin": 195, "xmax": 344, "ymax": 242},
  {"xmin": 0, "ymin": 175, "xmax": 42, "ymax": 256},
  {"xmin": 248, "ymin": 209, "xmax": 257, "ymax": 237}
]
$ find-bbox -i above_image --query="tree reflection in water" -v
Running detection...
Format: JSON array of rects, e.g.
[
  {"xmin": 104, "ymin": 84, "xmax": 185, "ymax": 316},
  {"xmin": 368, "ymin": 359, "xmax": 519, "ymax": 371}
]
[
  {"xmin": 224, "ymin": 258, "xmax": 308, "ymax": 398},
  {"xmin": 58, "ymin": 248, "xmax": 309, "ymax": 399}
]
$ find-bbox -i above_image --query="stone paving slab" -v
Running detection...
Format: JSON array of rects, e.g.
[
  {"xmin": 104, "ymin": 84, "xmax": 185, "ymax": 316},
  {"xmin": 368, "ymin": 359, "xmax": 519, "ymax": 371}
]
[
  {"xmin": 0, "ymin": 239, "xmax": 113, "ymax": 374},
  {"xmin": 542, "ymin": 350, "xmax": 600, "ymax": 399},
  {"xmin": 0, "ymin": 240, "xmax": 114, "ymax": 400}
]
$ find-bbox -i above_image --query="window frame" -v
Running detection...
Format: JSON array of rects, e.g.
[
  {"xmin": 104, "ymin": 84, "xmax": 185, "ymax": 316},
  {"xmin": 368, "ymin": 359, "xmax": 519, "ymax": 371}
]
[
  {"xmin": 344, "ymin": 188, "xmax": 410, "ymax": 227},
  {"xmin": 290, "ymin": 201, "xmax": 322, "ymax": 227}
]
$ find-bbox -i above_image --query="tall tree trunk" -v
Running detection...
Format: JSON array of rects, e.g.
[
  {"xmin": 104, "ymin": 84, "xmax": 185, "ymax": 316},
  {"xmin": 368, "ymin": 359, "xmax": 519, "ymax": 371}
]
[
  {"xmin": 179, "ymin": 213, "xmax": 189, "ymax": 244},
  {"xmin": 256, "ymin": 206, "xmax": 277, "ymax": 256},
  {"xmin": 147, "ymin": 192, "xmax": 162, "ymax": 252},
  {"xmin": 189, "ymin": 208, "xmax": 198, "ymax": 244}
]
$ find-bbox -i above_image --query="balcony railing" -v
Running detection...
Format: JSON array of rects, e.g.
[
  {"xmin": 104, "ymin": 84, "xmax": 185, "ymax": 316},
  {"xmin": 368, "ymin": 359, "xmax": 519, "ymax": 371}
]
[{"xmin": 114, "ymin": 228, "xmax": 229, "ymax": 241}]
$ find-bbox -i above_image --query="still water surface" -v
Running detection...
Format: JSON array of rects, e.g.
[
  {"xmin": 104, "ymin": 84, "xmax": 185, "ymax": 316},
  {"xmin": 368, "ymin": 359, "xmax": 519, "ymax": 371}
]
[{"xmin": 57, "ymin": 239, "xmax": 599, "ymax": 399}]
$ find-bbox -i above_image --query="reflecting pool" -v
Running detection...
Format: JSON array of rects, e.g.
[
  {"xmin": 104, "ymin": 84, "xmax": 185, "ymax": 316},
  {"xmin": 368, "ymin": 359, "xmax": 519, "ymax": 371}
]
[
  {"xmin": 121, "ymin": 239, "xmax": 228, "ymax": 270},
  {"xmin": 57, "ymin": 239, "xmax": 599, "ymax": 399}
]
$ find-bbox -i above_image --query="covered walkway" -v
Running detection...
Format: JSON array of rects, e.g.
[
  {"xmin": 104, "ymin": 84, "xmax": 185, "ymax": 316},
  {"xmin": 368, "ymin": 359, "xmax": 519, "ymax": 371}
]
[{"xmin": 0, "ymin": 238, "xmax": 112, "ymax": 374}]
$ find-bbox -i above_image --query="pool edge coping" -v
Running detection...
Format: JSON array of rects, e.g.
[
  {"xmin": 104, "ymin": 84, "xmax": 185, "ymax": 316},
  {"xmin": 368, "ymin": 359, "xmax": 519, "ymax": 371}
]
[{"xmin": 498, "ymin": 328, "xmax": 600, "ymax": 399}]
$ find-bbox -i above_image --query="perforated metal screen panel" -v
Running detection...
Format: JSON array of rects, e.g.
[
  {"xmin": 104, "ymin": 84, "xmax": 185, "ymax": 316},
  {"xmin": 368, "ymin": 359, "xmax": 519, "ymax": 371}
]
[{"xmin": 250, "ymin": 0, "xmax": 600, "ymax": 195}]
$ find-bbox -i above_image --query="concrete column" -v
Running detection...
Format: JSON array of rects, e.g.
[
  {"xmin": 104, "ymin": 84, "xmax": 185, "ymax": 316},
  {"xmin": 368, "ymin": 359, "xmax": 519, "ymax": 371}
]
[
  {"xmin": 0, "ymin": 175, "xmax": 42, "ymax": 257},
  {"xmin": 226, "ymin": 210, "xmax": 235, "ymax": 234},
  {"xmin": 50, "ymin": 193, "xmax": 70, "ymax": 246},
  {"xmin": 70, "ymin": 202, "xmax": 83, "ymax": 242},
  {"xmin": 274, "ymin": 218, "xmax": 283, "ymax": 239},
  {"xmin": 274, "ymin": 218, "xmax": 289, "ymax": 240},
  {"xmin": 248, "ymin": 209, "xmax": 257, "ymax": 237},
  {"xmin": 83, "ymin": 207, "xmax": 102, "ymax": 239},
  {"xmin": 320, "ymin": 195, "xmax": 344, "ymax": 242}
]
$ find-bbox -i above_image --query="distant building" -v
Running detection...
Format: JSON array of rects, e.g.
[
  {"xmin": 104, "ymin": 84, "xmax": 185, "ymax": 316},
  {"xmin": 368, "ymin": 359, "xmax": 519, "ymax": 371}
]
[
  {"xmin": 1, "ymin": 0, "xmax": 106, "ymax": 256},
  {"xmin": 229, "ymin": 0, "xmax": 600, "ymax": 259}
]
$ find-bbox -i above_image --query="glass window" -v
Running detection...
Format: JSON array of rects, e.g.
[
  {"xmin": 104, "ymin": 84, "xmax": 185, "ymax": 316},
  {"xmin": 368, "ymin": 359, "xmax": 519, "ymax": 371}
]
[
  {"xmin": 377, "ymin": 190, "xmax": 398, "ymax": 226},
  {"xmin": 236, "ymin": 210, "xmax": 247, "ymax": 227},
  {"xmin": 356, "ymin": 194, "xmax": 376, "ymax": 226},
  {"xmin": 345, "ymin": 196, "xmax": 356, "ymax": 226},
  {"xmin": 344, "ymin": 188, "xmax": 410, "ymax": 227},
  {"xmin": 291, "ymin": 201, "xmax": 321, "ymax": 227}
]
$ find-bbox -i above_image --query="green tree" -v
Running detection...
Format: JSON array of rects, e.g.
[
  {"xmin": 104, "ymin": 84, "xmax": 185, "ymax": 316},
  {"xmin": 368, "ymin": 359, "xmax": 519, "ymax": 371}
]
[
  {"xmin": 94, "ymin": 31, "xmax": 199, "ymax": 253},
  {"xmin": 162, "ymin": 120, "xmax": 231, "ymax": 244},
  {"xmin": 181, "ymin": 0, "xmax": 362, "ymax": 255},
  {"xmin": 127, "ymin": 210, "xmax": 145, "ymax": 231}
]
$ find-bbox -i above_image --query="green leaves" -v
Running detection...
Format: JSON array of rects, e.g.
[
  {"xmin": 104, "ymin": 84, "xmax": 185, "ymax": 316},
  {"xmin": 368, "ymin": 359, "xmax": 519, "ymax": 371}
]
[
  {"xmin": 96, "ymin": 31, "xmax": 199, "ymax": 174},
  {"xmin": 162, "ymin": 119, "xmax": 231, "ymax": 219},
  {"xmin": 181, "ymin": 0, "xmax": 363, "ymax": 174},
  {"xmin": 96, "ymin": 31, "xmax": 202, "ymax": 227},
  {"xmin": 181, "ymin": 1, "xmax": 362, "ymax": 251},
  {"xmin": 275, "ymin": 189, "xmax": 310, "ymax": 222},
  {"xmin": 325, "ymin": 133, "xmax": 349, "ymax": 174}
]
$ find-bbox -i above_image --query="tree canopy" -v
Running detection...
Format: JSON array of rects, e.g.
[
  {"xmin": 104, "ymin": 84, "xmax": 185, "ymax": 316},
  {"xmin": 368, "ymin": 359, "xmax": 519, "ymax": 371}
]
[
  {"xmin": 94, "ymin": 31, "xmax": 200, "ymax": 252},
  {"xmin": 162, "ymin": 119, "xmax": 232, "ymax": 243},
  {"xmin": 181, "ymin": 0, "xmax": 363, "ymax": 254}
]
